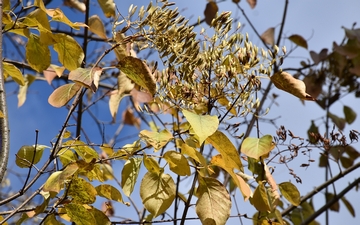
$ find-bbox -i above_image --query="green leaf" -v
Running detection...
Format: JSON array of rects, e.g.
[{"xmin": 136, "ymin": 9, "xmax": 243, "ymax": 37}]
[
  {"xmin": 182, "ymin": 110, "xmax": 219, "ymax": 144},
  {"xmin": 68, "ymin": 177, "xmax": 97, "ymax": 204},
  {"xmin": 341, "ymin": 196, "xmax": 355, "ymax": 217},
  {"xmin": 88, "ymin": 15, "xmax": 107, "ymax": 39},
  {"xmin": 26, "ymin": 33, "xmax": 50, "ymax": 72},
  {"xmin": 68, "ymin": 67, "xmax": 103, "ymax": 92},
  {"xmin": 139, "ymin": 129, "xmax": 173, "ymax": 152},
  {"xmin": 3, "ymin": 62, "xmax": 25, "ymax": 85},
  {"xmin": 279, "ymin": 182, "xmax": 300, "ymax": 206},
  {"xmin": 211, "ymin": 155, "xmax": 251, "ymax": 200},
  {"xmin": 140, "ymin": 172, "xmax": 175, "ymax": 218},
  {"xmin": 328, "ymin": 112, "xmax": 346, "ymax": 130},
  {"xmin": 143, "ymin": 154, "xmax": 161, "ymax": 175},
  {"xmin": 43, "ymin": 163, "xmax": 79, "ymax": 193},
  {"xmin": 307, "ymin": 120, "xmax": 319, "ymax": 144},
  {"xmin": 95, "ymin": 184, "xmax": 123, "ymax": 203},
  {"xmin": 65, "ymin": 203, "xmax": 95, "ymax": 225},
  {"xmin": 288, "ymin": 34, "xmax": 308, "ymax": 49},
  {"xmin": 88, "ymin": 208, "xmax": 111, "ymax": 225},
  {"xmin": 207, "ymin": 130, "xmax": 243, "ymax": 172},
  {"xmin": 53, "ymin": 33, "xmax": 84, "ymax": 71},
  {"xmin": 163, "ymin": 151, "xmax": 191, "ymax": 176},
  {"xmin": 325, "ymin": 193, "xmax": 340, "ymax": 212},
  {"xmin": 62, "ymin": 140, "xmax": 98, "ymax": 163},
  {"xmin": 97, "ymin": 0, "xmax": 115, "ymax": 18},
  {"xmin": 117, "ymin": 56, "xmax": 156, "ymax": 95},
  {"xmin": 48, "ymin": 83, "xmax": 82, "ymax": 108},
  {"xmin": 43, "ymin": 214, "xmax": 64, "ymax": 225},
  {"xmin": 196, "ymin": 176, "xmax": 231, "ymax": 225},
  {"xmin": 241, "ymin": 135, "xmax": 275, "ymax": 160},
  {"xmin": 250, "ymin": 184, "xmax": 271, "ymax": 212},
  {"xmin": 15, "ymin": 145, "xmax": 48, "ymax": 168},
  {"xmin": 121, "ymin": 158, "xmax": 142, "ymax": 197},
  {"xmin": 271, "ymin": 71, "xmax": 315, "ymax": 101},
  {"xmin": 343, "ymin": 105, "xmax": 356, "ymax": 124},
  {"xmin": 57, "ymin": 148, "xmax": 77, "ymax": 167}
]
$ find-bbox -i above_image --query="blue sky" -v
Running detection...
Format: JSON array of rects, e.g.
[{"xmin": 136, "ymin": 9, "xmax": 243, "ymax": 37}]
[{"xmin": 3, "ymin": 0, "xmax": 360, "ymax": 224}]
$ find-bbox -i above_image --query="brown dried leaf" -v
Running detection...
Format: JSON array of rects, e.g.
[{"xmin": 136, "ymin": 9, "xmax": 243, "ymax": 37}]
[
  {"xmin": 261, "ymin": 27, "xmax": 275, "ymax": 46},
  {"xmin": 289, "ymin": 34, "xmax": 308, "ymax": 49},
  {"xmin": 247, "ymin": 0, "xmax": 257, "ymax": 9},
  {"xmin": 122, "ymin": 108, "xmax": 141, "ymax": 129},
  {"xmin": 204, "ymin": 1, "xmax": 218, "ymax": 25},
  {"xmin": 271, "ymin": 71, "xmax": 315, "ymax": 101}
]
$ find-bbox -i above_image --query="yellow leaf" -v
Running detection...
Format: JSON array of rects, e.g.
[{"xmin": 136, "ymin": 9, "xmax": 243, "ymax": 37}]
[
  {"xmin": 43, "ymin": 163, "xmax": 79, "ymax": 193},
  {"xmin": 3, "ymin": 61, "xmax": 25, "ymax": 85},
  {"xmin": 0, "ymin": 111, "xmax": 4, "ymax": 118},
  {"xmin": 143, "ymin": 154, "xmax": 161, "ymax": 175},
  {"xmin": 48, "ymin": 83, "xmax": 82, "ymax": 108},
  {"xmin": 139, "ymin": 129, "xmax": 173, "ymax": 152},
  {"xmin": 271, "ymin": 71, "xmax": 315, "ymax": 101},
  {"xmin": 95, "ymin": 184, "xmax": 124, "ymax": 203},
  {"xmin": 64, "ymin": 0, "xmax": 86, "ymax": 13},
  {"xmin": 117, "ymin": 56, "xmax": 156, "ymax": 95},
  {"xmin": 88, "ymin": 15, "xmax": 107, "ymax": 39},
  {"xmin": 182, "ymin": 110, "xmax": 219, "ymax": 144},
  {"xmin": 53, "ymin": 33, "xmax": 84, "ymax": 71},
  {"xmin": 47, "ymin": 8, "xmax": 88, "ymax": 30},
  {"xmin": 68, "ymin": 177, "xmax": 97, "ymax": 204},
  {"xmin": 26, "ymin": 34, "xmax": 50, "ymax": 72},
  {"xmin": 69, "ymin": 67, "xmax": 103, "ymax": 92},
  {"xmin": 17, "ymin": 75, "xmax": 36, "ymax": 107},
  {"xmin": 163, "ymin": 151, "xmax": 191, "ymax": 176},
  {"xmin": 121, "ymin": 158, "xmax": 142, "ymax": 197},
  {"xmin": 207, "ymin": 130, "xmax": 243, "ymax": 172},
  {"xmin": 241, "ymin": 135, "xmax": 275, "ymax": 160},
  {"xmin": 180, "ymin": 142, "xmax": 207, "ymax": 167},
  {"xmin": 3, "ymin": 0, "xmax": 10, "ymax": 11},
  {"xmin": 97, "ymin": 0, "xmax": 115, "ymax": 18},
  {"xmin": 65, "ymin": 203, "xmax": 95, "ymax": 225},
  {"xmin": 108, "ymin": 90, "xmax": 130, "ymax": 119}
]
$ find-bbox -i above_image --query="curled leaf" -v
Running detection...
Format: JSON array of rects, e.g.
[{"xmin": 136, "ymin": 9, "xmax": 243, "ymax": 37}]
[{"xmin": 271, "ymin": 71, "xmax": 315, "ymax": 100}]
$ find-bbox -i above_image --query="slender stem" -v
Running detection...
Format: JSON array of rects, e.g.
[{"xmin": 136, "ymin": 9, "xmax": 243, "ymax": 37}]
[
  {"xmin": 0, "ymin": 0, "xmax": 10, "ymax": 184},
  {"xmin": 300, "ymin": 177, "xmax": 360, "ymax": 225}
]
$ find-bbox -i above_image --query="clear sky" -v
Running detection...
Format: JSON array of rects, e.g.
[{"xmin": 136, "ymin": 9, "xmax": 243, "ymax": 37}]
[{"xmin": 3, "ymin": 0, "xmax": 360, "ymax": 224}]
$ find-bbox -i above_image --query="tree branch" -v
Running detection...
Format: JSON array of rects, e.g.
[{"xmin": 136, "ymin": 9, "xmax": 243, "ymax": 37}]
[{"xmin": 0, "ymin": 0, "xmax": 11, "ymax": 184}]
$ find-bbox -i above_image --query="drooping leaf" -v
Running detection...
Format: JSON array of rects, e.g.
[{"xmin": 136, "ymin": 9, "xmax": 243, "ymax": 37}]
[
  {"xmin": 328, "ymin": 112, "xmax": 346, "ymax": 130},
  {"xmin": 109, "ymin": 91, "xmax": 130, "ymax": 119},
  {"xmin": 68, "ymin": 177, "xmax": 97, "ymax": 204},
  {"xmin": 43, "ymin": 163, "xmax": 79, "ymax": 193},
  {"xmin": 343, "ymin": 105, "xmax": 356, "ymax": 124},
  {"xmin": 340, "ymin": 156, "xmax": 353, "ymax": 168},
  {"xmin": 46, "ymin": 8, "xmax": 87, "ymax": 29},
  {"xmin": 53, "ymin": 33, "xmax": 84, "ymax": 71},
  {"xmin": 88, "ymin": 15, "xmax": 107, "ymax": 39},
  {"xmin": 121, "ymin": 158, "xmax": 142, "ymax": 197},
  {"xmin": 64, "ymin": 0, "xmax": 86, "ymax": 13},
  {"xmin": 68, "ymin": 67, "xmax": 103, "ymax": 92},
  {"xmin": 204, "ymin": 1, "xmax": 218, "ymax": 25},
  {"xmin": 271, "ymin": 71, "xmax": 315, "ymax": 100},
  {"xmin": 163, "ymin": 151, "xmax": 191, "ymax": 176},
  {"xmin": 196, "ymin": 176, "xmax": 231, "ymax": 225},
  {"xmin": 325, "ymin": 193, "xmax": 340, "ymax": 212},
  {"xmin": 117, "ymin": 56, "xmax": 156, "ymax": 95},
  {"xmin": 250, "ymin": 184, "xmax": 271, "ymax": 212},
  {"xmin": 65, "ymin": 203, "xmax": 95, "ymax": 225},
  {"xmin": 264, "ymin": 163, "xmax": 280, "ymax": 211},
  {"xmin": 26, "ymin": 33, "xmax": 51, "ymax": 72},
  {"xmin": 139, "ymin": 129, "xmax": 173, "ymax": 152},
  {"xmin": 341, "ymin": 196, "xmax": 355, "ymax": 217},
  {"xmin": 17, "ymin": 75, "xmax": 36, "ymax": 107},
  {"xmin": 288, "ymin": 34, "xmax": 308, "ymax": 49},
  {"xmin": 95, "ymin": 184, "xmax": 123, "ymax": 203},
  {"xmin": 182, "ymin": 110, "xmax": 219, "ymax": 144},
  {"xmin": 241, "ymin": 135, "xmax": 275, "ymax": 160},
  {"xmin": 97, "ymin": 0, "xmax": 115, "ymax": 18},
  {"xmin": 261, "ymin": 27, "xmax": 275, "ymax": 46},
  {"xmin": 140, "ymin": 172, "xmax": 175, "ymax": 218},
  {"xmin": 307, "ymin": 120, "xmax": 319, "ymax": 144},
  {"xmin": 43, "ymin": 214, "xmax": 63, "ymax": 225},
  {"xmin": 207, "ymin": 130, "xmax": 243, "ymax": 172},
  {"xmin": 48, "ymin": 83, "xmax": 82, "ymax": 107},
  {"xmin": 181, "ymin": 142, "xmax": 207, "ymax": 167},
  {"xmin": 303, "ymin": 73, "xmax": 325, "ymax": 100},
  {"xmin": 211, "ymin": 154, "xmax": 251, "ymax": 200},
  {"xmin": 278, "ymin": 182, "xmax": 300, "ymax": 206},
  {"xmin": 3, "ymin": 62, "xmax": 25, "ymax": 85},
  {"xmin": 247, "ymin": 0, "xmax": 257, "ymax": 8},
  {"xmin": 15, "ymin": 145, "xmax": 48, "ymax": 168}
]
